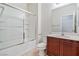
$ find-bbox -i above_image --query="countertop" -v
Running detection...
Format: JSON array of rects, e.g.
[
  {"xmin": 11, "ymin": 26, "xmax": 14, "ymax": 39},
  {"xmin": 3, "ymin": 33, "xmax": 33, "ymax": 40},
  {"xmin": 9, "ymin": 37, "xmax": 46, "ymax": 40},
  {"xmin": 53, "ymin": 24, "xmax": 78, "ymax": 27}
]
[{"xmin": 47, "ymin": 33, "xmax": 79, "ymax": 41}]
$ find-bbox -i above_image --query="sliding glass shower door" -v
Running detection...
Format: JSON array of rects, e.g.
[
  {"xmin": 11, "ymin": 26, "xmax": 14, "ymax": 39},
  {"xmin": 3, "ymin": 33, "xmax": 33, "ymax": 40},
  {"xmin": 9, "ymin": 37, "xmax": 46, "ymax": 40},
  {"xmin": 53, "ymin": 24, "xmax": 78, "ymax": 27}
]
[
  {"xmin": 0, "ymin": 4, "xmax": 25, "ymax": 49},
  {"xmin": 0, "ymin": 3, "xmax": 36, "ymax": 50}
]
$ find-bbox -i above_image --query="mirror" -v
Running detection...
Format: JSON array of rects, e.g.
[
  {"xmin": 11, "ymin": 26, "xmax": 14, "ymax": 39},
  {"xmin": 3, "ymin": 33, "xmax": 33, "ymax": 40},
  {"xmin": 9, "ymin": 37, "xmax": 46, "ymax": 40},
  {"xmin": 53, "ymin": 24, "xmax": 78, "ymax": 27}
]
[{"xmin": 52, "ymin": 3, "xmax": 77, "ymax": 33}]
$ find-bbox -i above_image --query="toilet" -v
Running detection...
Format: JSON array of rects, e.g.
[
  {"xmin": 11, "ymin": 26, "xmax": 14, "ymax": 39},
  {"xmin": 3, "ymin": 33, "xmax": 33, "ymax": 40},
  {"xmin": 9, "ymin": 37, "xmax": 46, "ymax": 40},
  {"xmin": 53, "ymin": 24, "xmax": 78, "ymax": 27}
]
[{"xmin": 37, "ymin": 42, "xmax": 46, "ymax": 56}]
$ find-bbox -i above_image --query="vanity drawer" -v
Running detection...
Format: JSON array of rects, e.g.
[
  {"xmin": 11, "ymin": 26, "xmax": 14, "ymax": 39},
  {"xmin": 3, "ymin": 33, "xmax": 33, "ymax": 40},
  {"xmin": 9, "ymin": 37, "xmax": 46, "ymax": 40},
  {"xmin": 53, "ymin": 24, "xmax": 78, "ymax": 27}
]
[{"xmin": 63, "ymin": 39, "xmax": 73, "ymax": 45}]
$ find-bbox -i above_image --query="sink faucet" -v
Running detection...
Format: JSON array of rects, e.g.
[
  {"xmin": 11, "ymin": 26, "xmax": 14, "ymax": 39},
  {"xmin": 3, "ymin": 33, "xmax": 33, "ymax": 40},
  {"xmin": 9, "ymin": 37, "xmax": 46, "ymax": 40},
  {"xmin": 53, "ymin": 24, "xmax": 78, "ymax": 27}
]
[
  {"xmin": 61, "ymin": 33, "xmax": 64, "ymax": 36},
  {"xmin": 61, "ymin": 24, "xmax": 64, "ymax": 36}
]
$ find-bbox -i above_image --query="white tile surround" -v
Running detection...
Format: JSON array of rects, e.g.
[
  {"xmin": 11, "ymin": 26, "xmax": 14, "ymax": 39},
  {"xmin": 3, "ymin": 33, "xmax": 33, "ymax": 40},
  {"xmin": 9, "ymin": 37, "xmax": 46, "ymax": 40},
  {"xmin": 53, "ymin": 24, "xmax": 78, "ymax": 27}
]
[{"xmin": 0, "ymin": 40, "xmax": 36, "ymax": 56}]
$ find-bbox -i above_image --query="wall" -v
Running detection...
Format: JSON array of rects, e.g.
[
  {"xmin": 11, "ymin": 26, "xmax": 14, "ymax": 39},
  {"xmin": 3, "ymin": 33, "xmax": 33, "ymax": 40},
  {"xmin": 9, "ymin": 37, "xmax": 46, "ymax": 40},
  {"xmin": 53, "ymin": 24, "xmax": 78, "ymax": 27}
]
[
  {"xmin": 52, "ymin": 3, "xmax": 70, "ymax": 10},
  {"xmin": 38, "ymin": 3, "xmax": 52, "ymax": 43},
  {"xmin": 52, "ymin": 4, "xmax": 77, "ymax": 32},
  {"xmin": 26, "ymin": 3, "xmax": 38, "ymax": 41}
]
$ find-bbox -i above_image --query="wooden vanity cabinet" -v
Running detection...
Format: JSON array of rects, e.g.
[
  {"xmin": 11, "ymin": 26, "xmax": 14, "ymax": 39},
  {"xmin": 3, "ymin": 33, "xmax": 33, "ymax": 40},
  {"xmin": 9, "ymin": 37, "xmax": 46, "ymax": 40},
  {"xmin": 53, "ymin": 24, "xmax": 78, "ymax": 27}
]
[{"xmin": 46, "ymin": 36, "xmax": 78, "ymax": 56}]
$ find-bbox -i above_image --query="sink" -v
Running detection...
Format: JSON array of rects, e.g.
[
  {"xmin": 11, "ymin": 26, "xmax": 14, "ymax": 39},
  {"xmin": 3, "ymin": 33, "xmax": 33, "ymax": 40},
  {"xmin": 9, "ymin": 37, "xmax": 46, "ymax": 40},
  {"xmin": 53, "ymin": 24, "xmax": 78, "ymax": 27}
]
[{"xmin": 62, "ymin": 33, "xmax": 79, "ymax": 40}]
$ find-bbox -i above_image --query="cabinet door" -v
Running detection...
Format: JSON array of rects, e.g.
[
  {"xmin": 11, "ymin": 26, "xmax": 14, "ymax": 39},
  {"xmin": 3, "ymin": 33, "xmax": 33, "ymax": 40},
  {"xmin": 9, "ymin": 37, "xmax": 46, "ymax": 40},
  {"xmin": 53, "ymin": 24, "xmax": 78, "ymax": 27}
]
[
  {"xmin": 76, "ymin": 41, "xmax": 79, "ymax": 56},
  {"xmin": 62, "ymin": 39, "xmax": 76, "ymax": 56},
  {"xmin": 47, "ymin": 37, "xmax": 60, "ymax": 56}
]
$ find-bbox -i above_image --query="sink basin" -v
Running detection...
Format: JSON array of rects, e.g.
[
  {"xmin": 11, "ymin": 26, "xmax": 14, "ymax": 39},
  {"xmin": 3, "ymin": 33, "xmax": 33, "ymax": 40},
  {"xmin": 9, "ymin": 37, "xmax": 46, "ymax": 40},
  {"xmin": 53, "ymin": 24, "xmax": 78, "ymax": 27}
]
[{"xmin": 61, "ymin": 33, "xmax": 79, "ymax": 40}]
